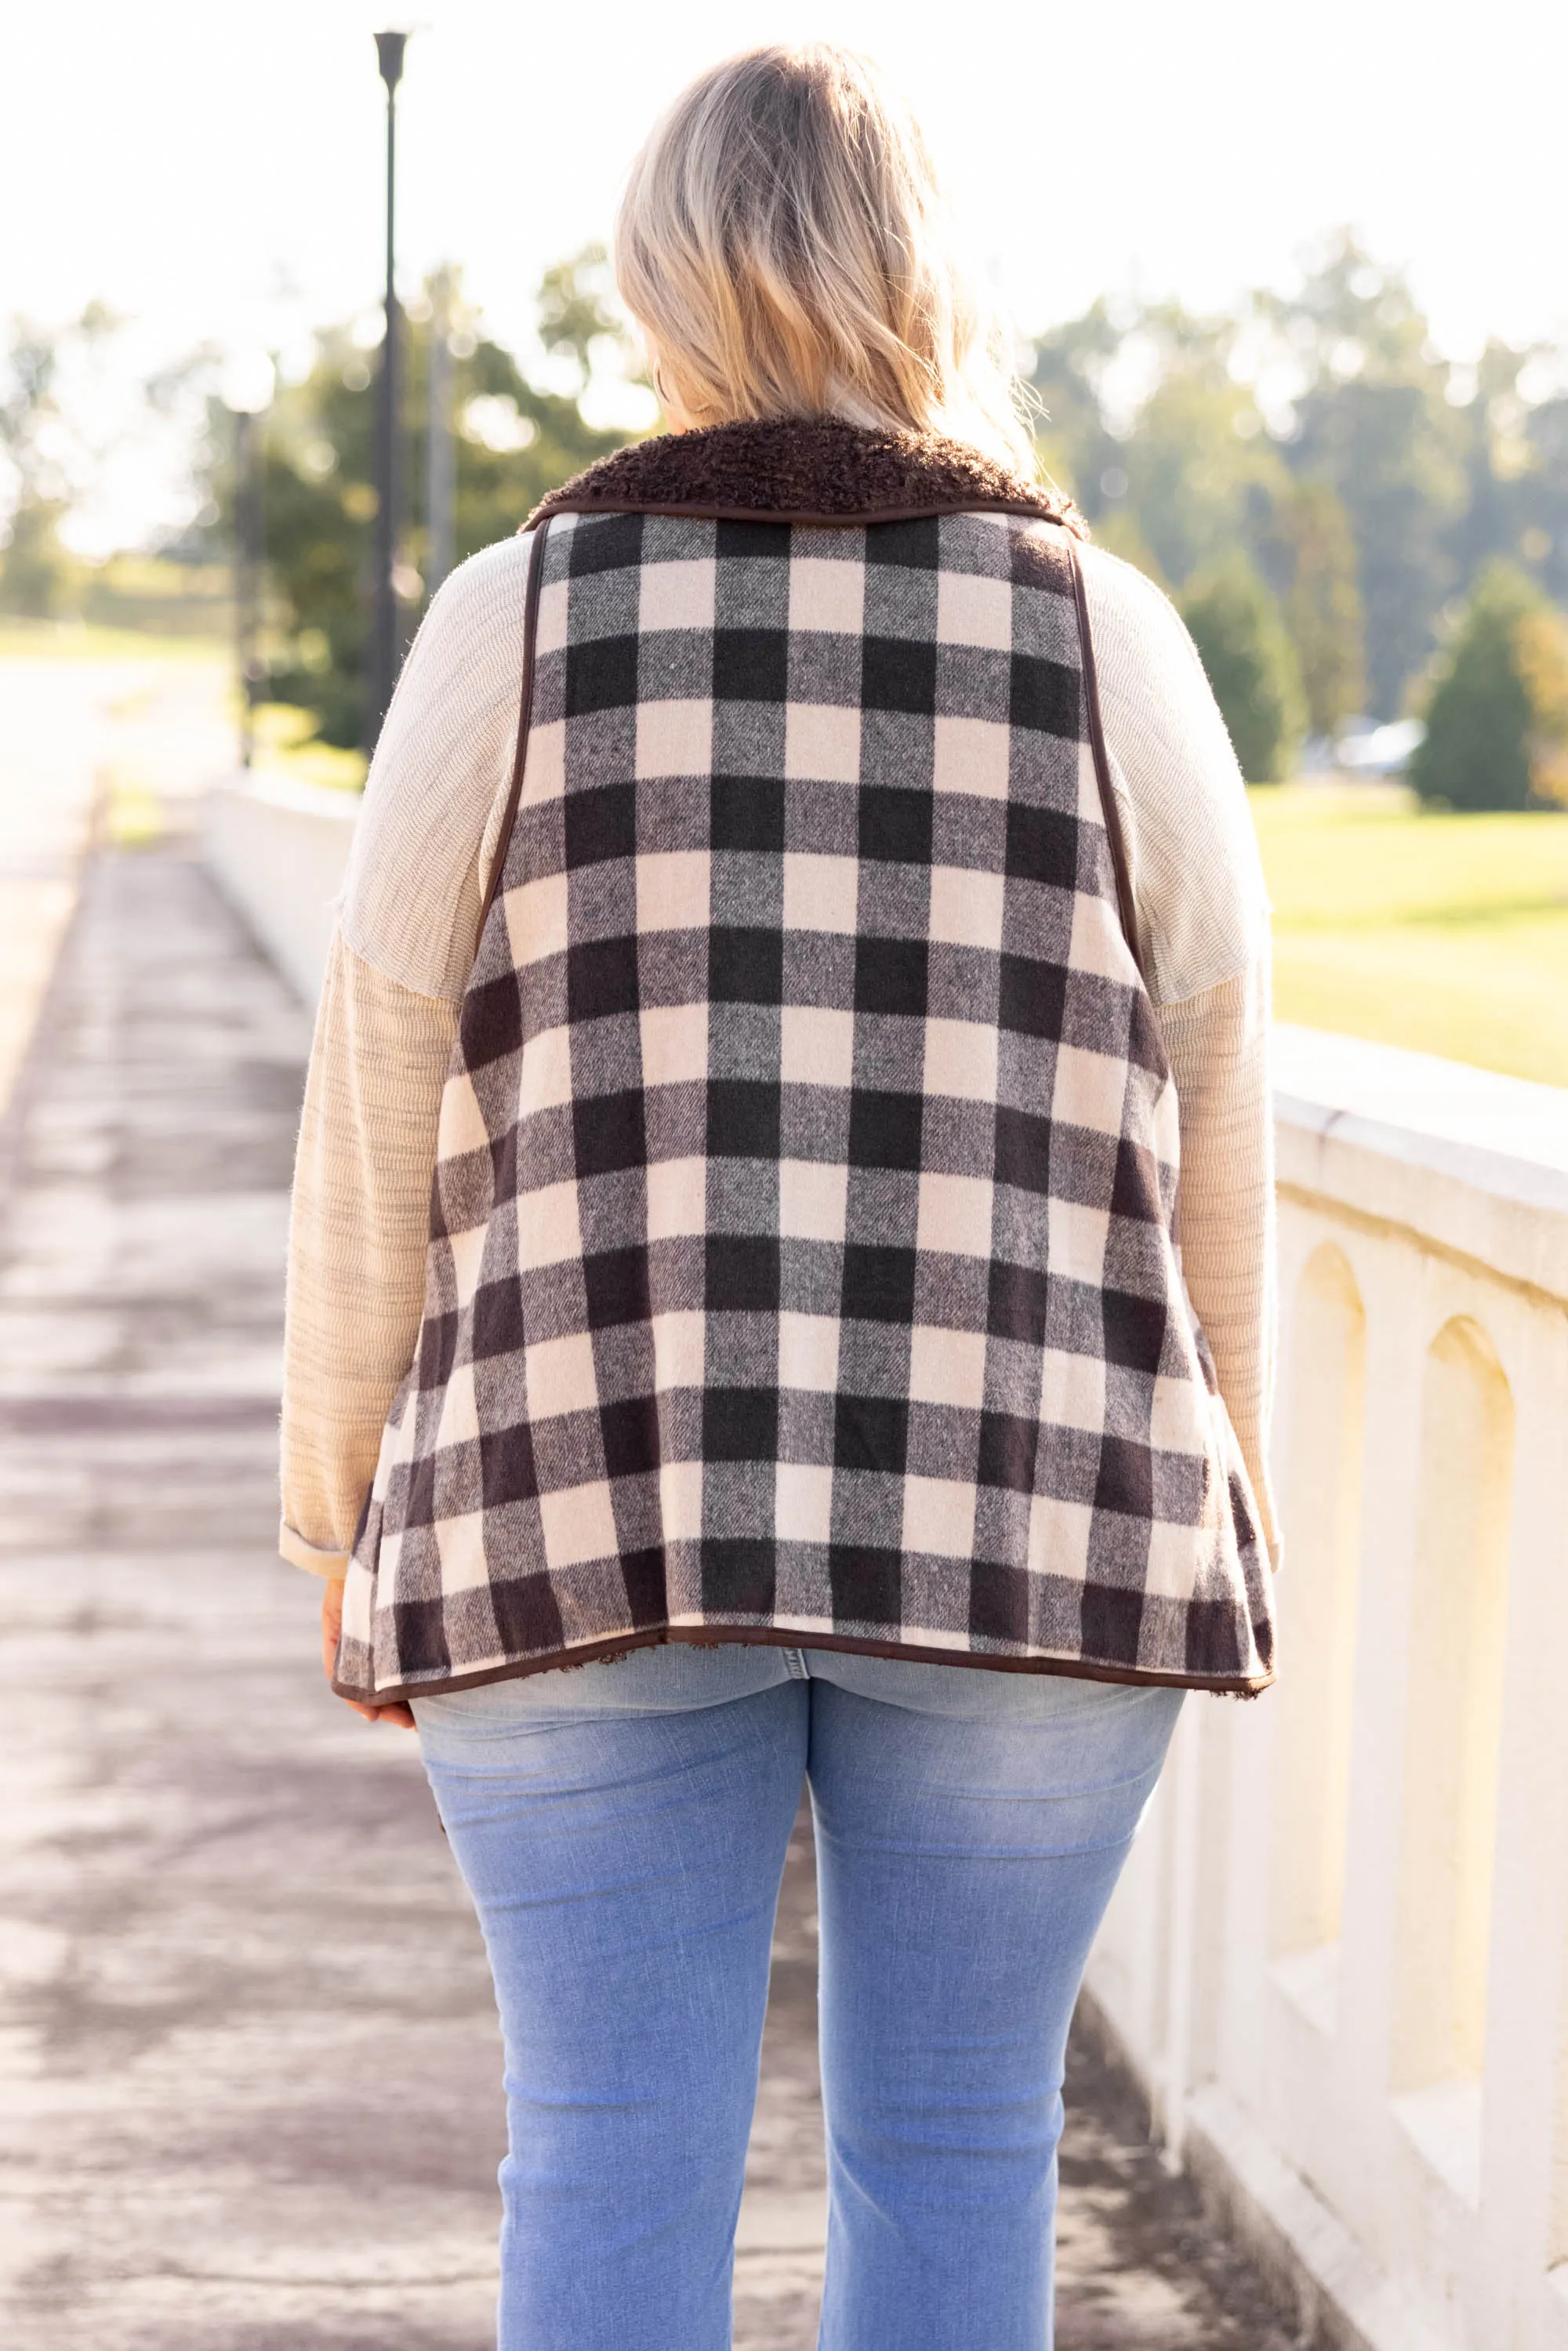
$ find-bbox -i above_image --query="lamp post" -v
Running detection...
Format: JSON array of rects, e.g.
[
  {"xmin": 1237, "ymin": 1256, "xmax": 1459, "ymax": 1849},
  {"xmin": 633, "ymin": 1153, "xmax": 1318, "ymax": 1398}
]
[
  {"xmin": 222, "ymin": 353, "xmax": 274, "ymax": 771},
  {"xmin": 369, "ymin": 29, "xmax": 409, "ymax": 748}
]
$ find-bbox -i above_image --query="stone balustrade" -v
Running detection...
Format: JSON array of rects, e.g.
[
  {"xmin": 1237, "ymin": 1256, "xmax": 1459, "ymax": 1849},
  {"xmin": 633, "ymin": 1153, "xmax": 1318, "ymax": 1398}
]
[
  {"xmin": 1087, "ymin": 1024, "xmax": 1568, "ymax": 2351},
  {"xmin": 205, "ymin": 771, "xmax": 358, "ymax": 1003}
]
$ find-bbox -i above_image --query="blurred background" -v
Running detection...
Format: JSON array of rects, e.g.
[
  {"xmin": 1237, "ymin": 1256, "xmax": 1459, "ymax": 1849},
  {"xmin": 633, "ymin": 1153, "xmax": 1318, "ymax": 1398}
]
[
  {"xmin": 3, "ymin": 0, "xmax": 1567, "ymax": 1083},
  {"xmin": 4, "ymin": 13, "xmax": 1568, "ymax": 2349}
]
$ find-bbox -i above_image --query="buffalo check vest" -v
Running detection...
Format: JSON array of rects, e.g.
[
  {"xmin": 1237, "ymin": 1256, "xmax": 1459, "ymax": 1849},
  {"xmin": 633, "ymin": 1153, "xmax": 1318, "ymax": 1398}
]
[{"xmin": 335, "ymin": 419, "xmax": 1276, "ymax": 1703}]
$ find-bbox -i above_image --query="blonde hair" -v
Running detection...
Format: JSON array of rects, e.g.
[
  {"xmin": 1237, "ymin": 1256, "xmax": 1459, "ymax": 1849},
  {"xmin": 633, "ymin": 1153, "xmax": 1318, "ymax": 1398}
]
[{"xmin": 615, "ymin": 45, "xmax": 1033, "ymax": 472}]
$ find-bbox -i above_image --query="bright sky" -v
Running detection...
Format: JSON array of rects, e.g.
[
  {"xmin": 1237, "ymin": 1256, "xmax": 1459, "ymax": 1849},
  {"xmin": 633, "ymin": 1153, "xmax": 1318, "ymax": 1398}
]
[{"xmin": 5, "ymin": 0, "xmax": 1566, "ymax": 544}]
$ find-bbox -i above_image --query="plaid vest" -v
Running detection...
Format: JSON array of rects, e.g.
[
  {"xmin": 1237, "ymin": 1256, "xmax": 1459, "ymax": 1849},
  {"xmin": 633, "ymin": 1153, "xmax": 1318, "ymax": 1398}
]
[{"xmin": 335, "ymin": 420, "xmax": 1275, "ymax": 1702}]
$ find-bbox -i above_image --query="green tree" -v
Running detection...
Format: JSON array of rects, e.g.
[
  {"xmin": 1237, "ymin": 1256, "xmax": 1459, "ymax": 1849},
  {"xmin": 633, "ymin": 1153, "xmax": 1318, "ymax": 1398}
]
[
  {"xmin": 1116, "ymin": 305, "xmax": 1289, "ymax": 591},
  {"xmin": 1023, "ymin": 239, "xmax": 1568, "ymax": 730},
  {"xmin": 1411, "ymin": 563, "xmax": 1568, "ymax": 811},
  {"xmin": 1516, "ymin": 598, "xmax": 1568, "ymax": 806},
  {"xmin": 0, "ymin": 491, "xmax": 71, "ymax": 615},
  {"xmin": 0, "ymin": 312, "xmax": 89, "ymax": 615},
  {"xmin": 1027, "ymin": 299, "xmax": 1126, "ymax": 527},
  {"xmin": 0, "ymin": 303, "xmax": 130, "ymax": 615},
  {"xmin": 535, "ymin": 241, "xmax": 628, "ymax": 391},
  {"xmin": 1027, "ymin": 299, "xmax": 1302, "ymax": 605},
  {"xmin": 249, "ymin": 252, "xmax": 635, "ymax": 748},
  {"xmin": 1520, "ymin": 392, "xmax": 1568, "ymax": 608},
  {"xmin": 1254, "ymin": 475, "xmax": 1366, "ymax": 737},
  {"xmin": 1450, "ymin": 340, "xmax": 1529, "ymax": 587},
  {"xmin": 1179, "ymin": 554, "xmax": 1306, "ymax": 782},
  {"xmin": 1266, "ymin": 238, "xmax": 1466, "ymax": 719}
]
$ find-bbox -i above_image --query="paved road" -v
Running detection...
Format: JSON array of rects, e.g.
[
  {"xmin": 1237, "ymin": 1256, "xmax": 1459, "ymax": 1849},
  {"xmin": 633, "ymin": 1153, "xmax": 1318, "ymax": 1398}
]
[{"xmin": 0, "ymin": 706, "xmax": 1301, "ymax": 2345}]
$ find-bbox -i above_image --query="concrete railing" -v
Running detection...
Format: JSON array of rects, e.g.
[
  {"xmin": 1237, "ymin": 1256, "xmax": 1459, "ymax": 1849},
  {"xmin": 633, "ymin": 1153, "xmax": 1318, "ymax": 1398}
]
[
  {"xmin": 202, "ymin": 781, "xmax": 1568, "ymax": 2346},
  {"xmin": 1087, "ymin": 1025, "xmax": 1568, "ymax": 2351},
  {"xmin": 204, "ymin": 771, "xmax": 359, "ymax": 1004}
]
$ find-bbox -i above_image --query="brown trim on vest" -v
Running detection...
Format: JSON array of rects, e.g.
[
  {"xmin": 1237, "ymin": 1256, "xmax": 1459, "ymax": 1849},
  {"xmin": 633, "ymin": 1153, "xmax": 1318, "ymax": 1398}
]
[
  {"xmin": 526, "ymin": 416, "xmax": 1085, "ymax": 538},
  {"xmin": 476, "ymin": 521, "xmax": 550, "ymax": 938},
  {"xmin": 1067, "ymin": 535, "xmax": 1146, "ymax": 987},
  {"xmin": 338, "ymin": 1620, "xmax": 1273, "ymax": 1707},
  {"xmin": 527, "ymin": 495, "xmax": 1071, "ymax": 533}
]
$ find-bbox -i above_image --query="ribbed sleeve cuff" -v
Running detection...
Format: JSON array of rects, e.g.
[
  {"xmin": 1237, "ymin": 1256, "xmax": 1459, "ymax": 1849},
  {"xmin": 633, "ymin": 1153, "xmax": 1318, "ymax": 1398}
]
[{"xmin": 279, "ymin": 1520, "xmax": 352, "ymax": 1579}]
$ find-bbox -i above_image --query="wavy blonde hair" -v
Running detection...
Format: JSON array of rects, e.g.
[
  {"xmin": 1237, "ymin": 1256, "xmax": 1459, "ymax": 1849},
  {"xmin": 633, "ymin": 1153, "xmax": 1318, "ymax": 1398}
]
[{"xmin": 615, "ymin": 45, "xmax": 1033, "ymax": 472}]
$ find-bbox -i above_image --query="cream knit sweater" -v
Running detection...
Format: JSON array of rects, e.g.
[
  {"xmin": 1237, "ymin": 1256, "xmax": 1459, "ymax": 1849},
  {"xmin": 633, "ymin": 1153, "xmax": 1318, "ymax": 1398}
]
[{"xmin": 280, "ymin": 531, "xmax": 1279, "ymax": 1577}]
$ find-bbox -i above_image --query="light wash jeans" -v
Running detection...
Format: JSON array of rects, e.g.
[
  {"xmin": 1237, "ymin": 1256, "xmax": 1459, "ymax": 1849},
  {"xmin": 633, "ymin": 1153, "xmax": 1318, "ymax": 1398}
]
[{"xmin": 415, "ymin": 1642, "xmax": 1182, "ymax": 2351}]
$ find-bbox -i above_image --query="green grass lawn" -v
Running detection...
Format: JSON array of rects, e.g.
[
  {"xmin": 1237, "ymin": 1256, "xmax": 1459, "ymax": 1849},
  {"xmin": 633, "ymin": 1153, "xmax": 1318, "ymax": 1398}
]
[
  {"xmin": 1251, "ymin": 785, "xmax": 1568, "ymax": 1086},
  {"xmin": 0, "ymin": 617, "xmax": 228, "ymax": 665},
  {"xmin": 249, "ymin": 702, "xmax": 368, "ymax": 791}
]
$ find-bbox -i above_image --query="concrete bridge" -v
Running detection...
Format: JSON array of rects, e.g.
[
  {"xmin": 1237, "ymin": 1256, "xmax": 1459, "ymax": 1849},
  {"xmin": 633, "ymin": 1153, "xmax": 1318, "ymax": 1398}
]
[{"xmin": 1, "ymin": 666, "xmax": 1563, "ymax": 2349}]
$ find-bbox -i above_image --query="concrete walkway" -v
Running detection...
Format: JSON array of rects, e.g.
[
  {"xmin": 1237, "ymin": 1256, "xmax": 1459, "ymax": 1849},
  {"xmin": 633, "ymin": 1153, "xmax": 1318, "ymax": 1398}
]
[
  {"xmin": 0, "ymin": 651, "xmax": 230, "ymax": 1116},
  {"xmin": 0, "ymin": 826, "xmax": 1301, "ymax": 2349}
]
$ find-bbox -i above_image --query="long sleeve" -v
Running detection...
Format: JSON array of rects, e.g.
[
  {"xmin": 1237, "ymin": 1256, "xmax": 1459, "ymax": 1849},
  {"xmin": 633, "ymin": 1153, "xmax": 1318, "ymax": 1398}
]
[
  {"xmin": 278, "ymin": 534, "xmax": 532, "ymax": 1574},
  {"xmin": 279, "ymin": 936, "xmax": 456, "ymax": 1573},
  {"xmin": 1156, "ymin": 960, "xmax": 1281, "ymax": 1566}
]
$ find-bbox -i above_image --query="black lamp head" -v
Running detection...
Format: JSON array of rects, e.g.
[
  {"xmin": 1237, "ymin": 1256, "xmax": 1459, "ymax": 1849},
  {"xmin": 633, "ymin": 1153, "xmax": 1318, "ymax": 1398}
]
[{"xmin": 375, "ymin": 30, "xmax": 408, "ymax": 92}]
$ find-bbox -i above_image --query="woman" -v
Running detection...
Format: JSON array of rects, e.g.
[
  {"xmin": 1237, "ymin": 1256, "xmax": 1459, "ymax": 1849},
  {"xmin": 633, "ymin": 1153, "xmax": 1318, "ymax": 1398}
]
[{"xmin": 282, "ymin": 43, "xmax": 1279, "ymax": 2350}]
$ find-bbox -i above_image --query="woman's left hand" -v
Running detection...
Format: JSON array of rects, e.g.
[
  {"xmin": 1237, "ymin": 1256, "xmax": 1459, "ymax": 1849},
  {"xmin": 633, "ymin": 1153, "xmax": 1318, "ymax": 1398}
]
[{"xmin": 321, "ymin": 1576, "xmax": 416, "ymax": 1729}]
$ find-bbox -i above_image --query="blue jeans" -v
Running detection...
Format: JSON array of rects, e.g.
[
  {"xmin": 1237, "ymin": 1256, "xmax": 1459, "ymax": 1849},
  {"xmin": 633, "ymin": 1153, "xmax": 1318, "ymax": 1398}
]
[{"xmin": 415, "ymin": 1644, "xmax": 1182, "ymax": 2351}]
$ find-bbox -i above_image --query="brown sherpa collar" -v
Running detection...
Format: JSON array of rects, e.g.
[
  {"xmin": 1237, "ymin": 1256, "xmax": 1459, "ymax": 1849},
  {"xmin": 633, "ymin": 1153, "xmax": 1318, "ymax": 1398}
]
[{"xmin": 526, "ymin": 416, "xmax": 1085, "ymax": 535}]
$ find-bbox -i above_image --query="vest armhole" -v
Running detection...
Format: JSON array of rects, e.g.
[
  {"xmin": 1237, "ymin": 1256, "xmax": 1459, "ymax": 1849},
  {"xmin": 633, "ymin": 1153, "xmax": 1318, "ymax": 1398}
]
[
  {"xmin": 1067, "ymin": 534, "xmax": 1148, "ymax": 989},
  {"xmin": 475, "ymin": 521, "xmax": 552, "ymax": 940}
]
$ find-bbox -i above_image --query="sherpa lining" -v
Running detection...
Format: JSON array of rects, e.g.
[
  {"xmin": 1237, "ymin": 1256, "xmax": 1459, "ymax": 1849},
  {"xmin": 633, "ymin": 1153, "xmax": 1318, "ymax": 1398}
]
[{"xmin": 527, "ymin": 416, "xmax": 1086, "ymax": 535}]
